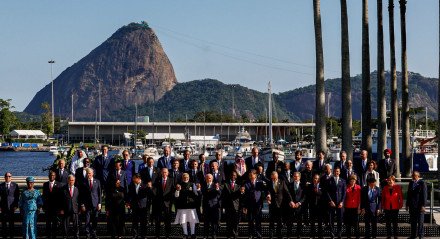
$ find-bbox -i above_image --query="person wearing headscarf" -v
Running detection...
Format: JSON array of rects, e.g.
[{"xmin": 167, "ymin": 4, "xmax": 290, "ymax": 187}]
[{"xmin": 19, "ymin": 177, "xmax": 43, "ymax": 239}]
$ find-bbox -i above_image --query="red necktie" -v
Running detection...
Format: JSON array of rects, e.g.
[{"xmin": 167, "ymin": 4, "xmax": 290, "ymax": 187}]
[
  {"xmin": 162, "ymin": 179, "xmax": 166, "ymax": 191},
  {"xmin": 231, "ymin": 181, "xmax": 235, "ymax": 189},
  {"xmin": 89, "ymin": 180, "xmax": 93, "ymax": 189}
]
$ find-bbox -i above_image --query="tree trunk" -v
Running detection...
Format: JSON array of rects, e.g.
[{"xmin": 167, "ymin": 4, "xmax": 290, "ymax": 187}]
[
  {"xmin": 399, "ymin": 0, "xmax": 411, "ymax": 176},
  {"xmin": 377, "ymin": 0, "xmax": 387, "ymax": 161},
  {"xmin": 438, "ymin": 0, "xmax": 440, "ymax": 180},
  {"xmin": 340, "ymin": 0, "xmax": 353, "ymax": 160},
  {"xmin": 313, "ymin": 0, "xmax": 327, "ymax": 156},
  {"xmin": 388, "ymin": 0, "xmax": 400, "ymax": 178},
  {"xmin": 362, "ymin": 0, "xmax": 372, "ymax": 159}
]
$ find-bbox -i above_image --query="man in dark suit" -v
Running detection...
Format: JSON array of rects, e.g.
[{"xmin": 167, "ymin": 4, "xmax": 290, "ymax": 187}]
[
  {"xmin": 157, "ymin": 145, "xmax": 175, "ymax": 170},
  {"xmin": 280, "ymin": 162, "xmax": 294, "ymax": 183},
  {"xmin": 326, "ymin": 167, "xmax": 346, "ymax": 239},
  {"xmin": 286, "ymin": 172, "xmax": 306, "ymax": 239},
  {"xmin": 138, "ymin": 156, "xmax": 158, "ymax": 183},
  {"xmin": 56, "ymin": 158, "xmax": 69, "ymax": 185},
  {"xmin": 0, "ymin": 172, "xmax": 20, "ymax": 239},
  {"xmin": 211, "ymin": 150, "xmax": 228, "ymax": 181},
  {"xmin": 170, "ymin": 160, "xmax": 183, "ymax": 185},
  {"xmin": 151, "ymin": 168, "xmax": 174, "ymax": 239},
  {"xmin": 361, "ymin": 177, "xmax": 381, "ymax": 239},
  {"xmin": 267, "ymin": 171, "xmax": 294, "ymax": 239},
  {"xmin": 180, "ymin": 149, "xmax": 192, "ymax": 172},
  {"xmin": 121, "ymin": 149, "xmax": 136, "ymax": 185},
  {"xmin": 265, "ymin": 151, "xmax": 285, "ymax": 179},
  {"xmin": 222, "ymin": 171, "xmax": 242, "ymax": 239},
  {"xmin": 187, "ymin": 160, "xmax": 204, "ymax": 184},
  {"xmin": 292, "ymin": 150, "xmax": 305, "ymax": 172},
  {"xmin": 80, "ymin": 168, "xmax": 102, "ymax": 239},
  {"xmin": 202, "ymin": 173, "xmax": 222, "ymax": 239},
  {"xmin": 211, "ymin": 161, "xmax": 225, "ymax": 184},
  {"xmin": 242, "ymin": 169, "xmax": 265, "ymax": 239},
  {"xmin": 245, "ymin": 147, "xmax": 264, "ymax": 173},
  {"xmin": 341, "ymin": 159, "xmax": 358, "ymax": 184},
  {"xmin": 75, "ymin": 157, "xmax": 92, "ymax": 187},
  {"xmin": 92, "ymin": 145, "xmax": 114, "ymax": 188},
  {"xmin": 313, "ymin": 150, "xmax": 327, "ymax": 175},
  {"xmin": 377, "ymin": 149, "xmax": 397, "ymax": 187},
  {"xmin": 307, "ymin": 174, "xmax": 325, "ymax": 239},
  {"xmin": 127, "ymin": 174, "xmax": 150, "ymax": 239},
  {"xmin": 61, "ymin": 175, "xmax": 80, "ymax": 239},
  {"xmin": 43, "ymin": 170, "xmax": 62, "ymax": 239},
  {"xmin": 354, "ymin": 150, "xmax": 369, "ymax": 187},
  {"xmin": 300, "ymin": 161, "xmax": 314, "ymax": 187},
  {"xmin": 406, "ymin": 171, "xmax": 428, "ymax": 239},
  {"xmin": 334, "ymin": 151, "xmax": 348, "ymax": 172},
  {"xmin": 108, "ymin": 161, "xmax": 128, "ymax": 192}
]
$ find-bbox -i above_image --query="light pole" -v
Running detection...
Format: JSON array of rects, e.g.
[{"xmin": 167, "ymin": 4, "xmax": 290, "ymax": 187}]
[{"xmin": 48, "ymin": 60, "xmax": 55, "ymax": 136}]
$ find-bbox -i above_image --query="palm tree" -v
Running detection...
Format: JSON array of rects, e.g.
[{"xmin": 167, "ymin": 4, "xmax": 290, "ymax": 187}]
[
  {"xmin": 399, "ymin": 0, "xmax": 410, "ymax": 176},
  {"xmin": 377, "ymin": 0, "xmax": 387, "ymax": 160},
  {"xmin": 362, "ymin": 0, "xmax": 372, "ymax": 159},
  {"xmin": 389, "ymin": 0, "xmax": 400, "ymax": 177},
  {"xmin": 438, "ymin": 0, "xmax": 440, "ymax": 180},
  {"xmin": 313, "ymin": 0, "xmax": 327, "ymax": 156},
  {"xmin": 340, "ymin": 0, "xmax": 352, "ymax": 160}
]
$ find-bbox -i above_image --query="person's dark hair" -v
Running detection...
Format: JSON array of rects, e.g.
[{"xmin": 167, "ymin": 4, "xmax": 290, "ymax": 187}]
[
  {"xmin": 48, "ymin": 170, "xmax": 56, "ymax": 177},
  {"xmin": 132, "ymin": 173, "xmax": 141, "ymax": 179},
  {"xmin": 198, "ymin": 154, "xmax": 205, "ymax": 160},
  {"xmin": 318, "ymin": 150, "xmax": 326, "ymax": 155},
  {"xmin": 295, "ymin": 150, "xmax": 302, "ymax": 156},
  {"xmin": 367, "ymin": 174, "xmax": 376, "ymax": 183}
]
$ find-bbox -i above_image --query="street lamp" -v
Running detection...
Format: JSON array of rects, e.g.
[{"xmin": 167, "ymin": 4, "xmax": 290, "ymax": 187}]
[{"xmin": 48, "ymin": 60, "xmax": 55, "ymax": 136}]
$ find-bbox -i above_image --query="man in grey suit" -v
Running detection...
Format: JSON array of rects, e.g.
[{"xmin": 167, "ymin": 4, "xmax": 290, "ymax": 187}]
[
  {"xmin": 406, "ymin": 171, "xmax": 428, "ymax": 239},
  {"xmin": 61, "ymin": 175, "xmax": 80, "ymax": 239},
  {"xmin": 0, "ymin": 172, "xmax": 19, "ymax": 239}
]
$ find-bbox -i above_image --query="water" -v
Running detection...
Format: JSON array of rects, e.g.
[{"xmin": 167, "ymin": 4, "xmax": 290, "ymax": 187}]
[{"xmin": 0, "ymin": 151, "xmax": 56, "ymax": 176}]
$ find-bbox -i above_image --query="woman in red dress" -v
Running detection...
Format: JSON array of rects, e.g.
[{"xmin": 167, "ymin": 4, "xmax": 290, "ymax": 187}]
[
  {"xmin": 344, "ymin": 175, "xmax": 361, "ymax": 239},
  {"xmin": 381, "ymin": 175, "xmax": 403, "ymax": 239}
]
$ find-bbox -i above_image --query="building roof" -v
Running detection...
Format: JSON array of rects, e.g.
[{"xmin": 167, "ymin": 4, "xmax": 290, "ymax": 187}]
[{"xmin": 10, "ymin": 130, "xmax": 46, "ymax": 137}]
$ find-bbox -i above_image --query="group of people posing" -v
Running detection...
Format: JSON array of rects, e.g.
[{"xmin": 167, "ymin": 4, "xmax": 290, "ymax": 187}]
[{"xmin": 0, "ymin": 146, "xmax": 428, "ymax": 239}]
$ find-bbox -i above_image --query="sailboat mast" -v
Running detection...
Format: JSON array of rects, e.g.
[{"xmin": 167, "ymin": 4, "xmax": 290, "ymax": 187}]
[{"xmin": 268, "ymin": 82, "xmax": 273, "ymax": 145}]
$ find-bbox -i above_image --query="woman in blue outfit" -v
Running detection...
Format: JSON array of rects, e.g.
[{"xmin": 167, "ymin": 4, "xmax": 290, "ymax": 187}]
[{"xmin": 19, "ymin": 176, "xmax": 43, "ymax": 239}]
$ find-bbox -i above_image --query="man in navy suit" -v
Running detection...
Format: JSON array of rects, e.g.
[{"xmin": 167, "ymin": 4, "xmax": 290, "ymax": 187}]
[
  {"xmin": 406, "ymin": 171, "xmax": 428, "ymax": 239},
  {"xmin": 292, "ymin": 150, "xmax": 305, "ymax": 172},
  {"xmin": 280, "ymin": 162, "xmax": 294, "ymax": 183},
  {"xmin": 265, "ymin": 151, "xmax": 285, "ymax": 179},
  {"xmin": 222, "ymin": 171, "xmax": 242, "ymax": 239},
  {"xmin": 170, "ymin": 160, "xmax": 183, "ymax": 186},
  {"xmin": 187, "ymin": 160, "xmax": 204, "ymax": 184},
  {"xmin": 56, "ymin": 158, "xmax": 69, "ymax": 185},
  {"xmin": 92, "ymin": 145, "xmax": 113, "ymax": 188},
  {"xmin": 354, "ymin": 150, "xmax": 369, "ymax": 187},
  {"xmin": 127, "ymin": 174, "xmax": 150, "ymax": 239},
  {"xmin": 180, "ymin": 149, "xmax": 192, "ymax": 172},
  {"xmin": 313, "ymin": 150, "xmax": 327, "ymax": 175},
  {"xmin": 334, "ymin": 151, "xmax": 348, "ymax": 172},
  {"xmin": 307, "ymin": 174, "xmax": 325, "ymax": 239},
  {"xmin": 157, "ymin": 146, "xmax": 175, "ymax": 170},
  {"xmin": 121, "ymin": 149, "xmax": 136, "ymax": 185},
  {"xmin": 80, "ymin": 168, "xmax": 102, "ymax": 239},
  {"xmin": 378, "ymin": 149, "xmax": 397, "ymax": 187},
  {"xmin": 326, "ymin": 167, "xmax": 346, "ymax": 239},
  {"xmin": 0, "ymin": 172, "xmax": 20, "ymax": 239},
  {"xmin": 361, "ymin": 177, "xmax": 381, "ymax": 239},
  {"xmin": 151, "ymin": 168, "xmax": 174, "ymax": 239},
  {"xmin": 242, "ymin": 169, "xmax": 266, "ymax": 239},
  {"xmin": 210, "ymin": 161, "xmax": 225, "ymax": 184},
  {"xmin": 108, "ymin": 161, "xmax": 128, "ymax": 192},
  {"xmin": 75, "ymin": 157, "xmax": 92, "ymax": 187},
  {"xmin": 202, "ymin": 173, "xmax": 222, "ymax": 239},
  {"xmin": 43, "ymin": 171, "xmax": 62, "ymax": 239},
  {"xmin": 286, "ymin": 172, "xmax": 306, "ymax": 239},
  {"xmin": 138, "ymin": 156, "xmax": 158, "ymax": 183},
  {"xmin": 245, "ymin": 147, "xmax": 264, "ymax": 173},
  {"xmin": 61, "ymin": 175, "xmax": 80, "ymax": 239},
  {"xmin": 267, "ymin": 171, "xmax": 294, "ymax": 239}
]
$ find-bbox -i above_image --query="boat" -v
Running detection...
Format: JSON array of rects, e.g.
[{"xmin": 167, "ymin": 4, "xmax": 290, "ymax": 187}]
[
  {"xmin": 49, "ymin": 146, "xmax": 59, "ymax": 156},
  {"xmin": 260, "ymin": 147, "xmax": 285, "ymax": 161}
]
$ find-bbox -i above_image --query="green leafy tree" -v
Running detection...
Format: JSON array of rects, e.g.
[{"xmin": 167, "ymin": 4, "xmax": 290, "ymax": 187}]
[
  {"xmin": 41, "ymin": 102, "xmax": 53, "ymax": 136},
  {"xmin": 0, "ymin": 99, "xmax": 19, "ymax": 138}
]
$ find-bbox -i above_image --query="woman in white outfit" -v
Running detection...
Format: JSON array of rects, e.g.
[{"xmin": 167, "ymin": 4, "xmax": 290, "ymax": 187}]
[
  {"xmin": 364, "ymin": 160, "xmax": 380, "ymax": 187},
  {"xmin": 174, "ymin": 173, "xmax": 202, "ymax": 239}
]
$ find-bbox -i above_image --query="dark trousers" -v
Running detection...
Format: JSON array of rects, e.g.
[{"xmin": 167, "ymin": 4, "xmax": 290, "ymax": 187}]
[
  {"xmin": 384, "ymin": 209, "xmax": 399, "ymax": 238},
  {"xmin": 225, "ymin": 207, "xmax": 240, "ymax": 238},
  {"xmin": 328, "ymin": 207, "xmax": 343, "ymax": 237},
  {"xmin": 154, "ymin": 205, "xmax": 171, "ymax": 237},
  {"xmin": 63, "ymin": 213, "xmax": 79, "ymax": 239},
  {"xmin": 247, "ymin": 206, "xmax": 262, "ymax": 239},
  {"xmin": 310, "ymin": 208, "xmax": 323, "ymax": 238},
  {"xmin": 204, "ymin": 206, "xmax": 220, "ymax": 237},
  {"xmin": 409, "ymin": 209, "xmax": 424, "ymax": 238},
  {"xmin": 85, "ymin": 207, "xmax": 99, "ymax": 237},
  {"xmin": 108, "ymin": 210, "xmax": 126, "ymax": 238},
  {"xmin": 1, "ymin": 210, "xmax": 14, "ymax": 239},
  {"xmin": 344, "ymin": 208, "xmax": 359, "ymax": 239},
  {"xmin": 269, "ymin": 206, "xmax": 283, "ymax": 238},
  {"xmin": 285, "ymin": 208, "xmax": 302, "ymax": 237},
  {"xmin": 132, "ymin": 207, "xmax": 147, "ymax": 238},
  {"xmin": 364, "ymin": 211, "xmax": 377, "ymax": 239},
  {"xmin": 45, "ymin": 210, "xmax": 59, "ymax": 239}
]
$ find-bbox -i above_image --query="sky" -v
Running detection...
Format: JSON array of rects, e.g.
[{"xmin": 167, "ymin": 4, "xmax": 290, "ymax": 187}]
[{"xmin": 0, "ymin": 0, "xmax": 438, "ymax": 111}]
